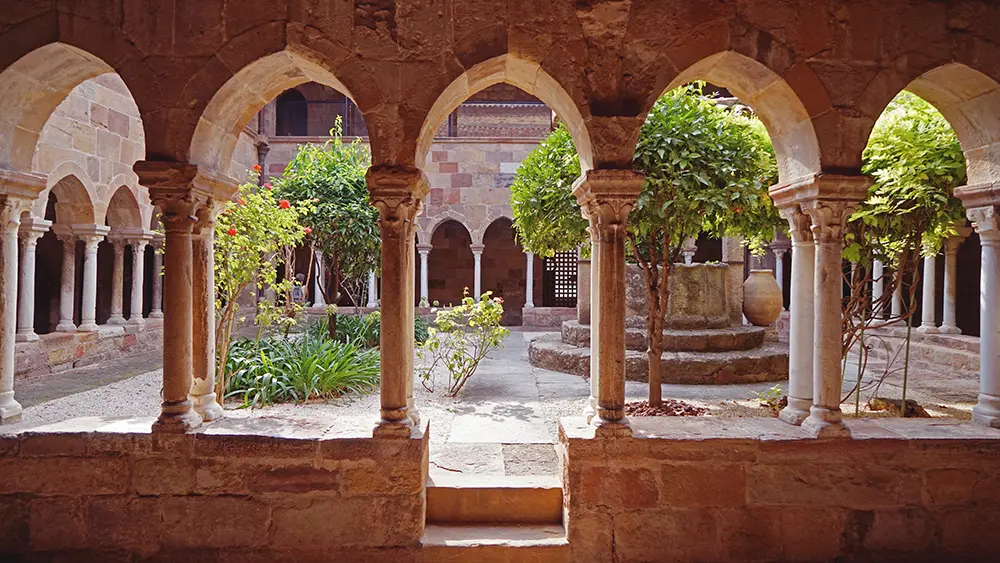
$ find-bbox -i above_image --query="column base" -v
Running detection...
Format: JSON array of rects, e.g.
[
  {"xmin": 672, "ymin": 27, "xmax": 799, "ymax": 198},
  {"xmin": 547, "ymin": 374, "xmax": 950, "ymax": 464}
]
[
  {"xmin": 778, "ymin": 396, "xmax": 811, "ymax": 426},
  {"xmin": 802, "ymin": 406, "xmax": 852, "ymax": 438},
  {"xmin": 149, "ymin": 311, "xmax": 164, "ymax": 319},
  {"xmin": 192, "ymin": 392, "xmax": 225, "ymax": 422},
  {"xmin": 77, "ymin": 322, "xmax": 99, "ymax": 332},
  {"xmin": 0, "ymin": 392, "xmax": 23, "ymax": 424},
  {"xmin": 54, "ymin": 321, "xmax": 77, "ymax": 332},
  {"xmin": 373, "ymin": 418, "xmax": 414, "ymax": 439},
  {"xmin": 152, "ymin": 400, "xmax": 202, "ymax": 433},
  {"xmin": 593, "ymin": 408, "xmax": 632, "ymax": 437},
  {"xmin": 127, "ymin": 317, "xmax": 146, "ymax": 327},
  {"xmin": 107, "ymin": 315, "xmax": 126, "ymax": 325},
  {"xmin": 582, "ymin": 395, "xmax": 597, "ymax": 423},
  {"xmin": 407, "ymin": 398, "xmax": 421, "ymax": 428},
  {"xmin": 972, "ymin": 394, "xmax": 1000, "ymax": 429},
  {"xmin": 916, "ymin": 324, "xmax": 939, "ymax": 334},
  {"xmin": 15, "ymin": 331, "xmax": 38, "ymax": 342},
  {"xmin": 938, "ymin": 325, "xmax": 961, "ymax": 335}
]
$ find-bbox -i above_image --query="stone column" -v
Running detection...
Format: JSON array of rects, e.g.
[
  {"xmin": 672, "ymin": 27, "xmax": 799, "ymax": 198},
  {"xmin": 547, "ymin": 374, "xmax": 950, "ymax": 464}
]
[
  {"xmin": 191, "ymin": 203, "xmax": 224, "ymax": 422},
  {"xmin": 0, "ymin": 172, "xmax": 45, "ymax": 424},
  {"xmin": 574, "ymin": 169, "xmax": 642, "ymax": 436},
  {"xmin": 55, "ymin": 232, "xmax": 77, "ymax": 332},
  {"xmin": 798, "ymin": 175, "xmax": 870, "ymax": 438},
  {"xmin": 892, "ymin": 282, "xmax": 903, "ymax": 318},
  {"xmin": 722, "ymin": 236, "xmax": 745, "ymax": 325},
  {"xmin": 872, "ymin": 260, "xmax": 885, "ymax": 319},
  {"xmin": 917, "ymin": 251, "xmax": 939, "ymax": 333},
  {"xmin": 525, "ymin": 251, "xmax": 535, "ymax": 308},
  {"xmin": 312, "ymin": 250, "xmax": 326, "ymax": 307},
  {"xmin": 77, "ymin": 228, "xmax": 108, "ymax": 332},
  {"xmin": 405, "ymin": 221, "xmax": 419, "ymax": 425},
  {"xmin": 368, "ymin": 165, "xmax": 428, "ymax": 438},
  {"xmin": 417, "ymin": 243, "xmax": 431, "ymax": 304},
  {"xmin": 681, "ymin": 237, "xmax": 697, "ymax": 265},
  {"xmin": 471, "ymin": 243, "xmax": 484, "ymax": 298},
  {"xmin": 149, "ymin": 236, "xmax": 164, "ymax": 318},
  {"xmin": 583, "ymin": 230, "xmax": 600, "ymax": 421},
  {"xmin": 128, "ymin": 239, "xmax": 147, "ymax": 326},
  {"xmin": 773, "ymin": 247, "xmax": 788, "ymax": 311},
  {"xmin": 940, "ymin": 228, "xmax": 971, "ymax": 334},
  {"xmin": 774, "ymin": 205, "xmax": 814, "ymax": 426},
  {"xmin": 107, "ymin": 237, "xmax": 127, "ymax": 325},
  {"xmin": 367, "ymin": 270, "xmax": 378, "ymax": 307},
  {"xmin": 15, "ymin": 221, "xmax": 49, "ymax": 341}
]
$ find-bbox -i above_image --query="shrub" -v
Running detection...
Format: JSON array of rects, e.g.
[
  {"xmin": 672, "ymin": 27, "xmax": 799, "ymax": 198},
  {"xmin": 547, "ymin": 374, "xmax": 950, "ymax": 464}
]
[
  {"xmin": 307, "ymin": 311, "xmax": 429, "ymax": 348},
  {"xmin": 418, "ymin": 291, "xmax": 509, "ymax": 396}
]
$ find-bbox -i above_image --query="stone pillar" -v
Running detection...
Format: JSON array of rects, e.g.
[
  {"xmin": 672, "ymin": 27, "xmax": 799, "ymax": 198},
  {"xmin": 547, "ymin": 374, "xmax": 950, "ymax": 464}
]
[
  {"xmin": 940, "ymin": 228, "xmax": 971, "ymax": 334},
  {"xmin": 191, "ymin": 203, "xmax": 224, "ymax": 422},
  {"xmin": 55, "ymin": 232, "xmax": 77, "ymax": 332},
  {"xmin": 0, "ymin": 171, "xmax": 45, "ymax": 424},
  {"xmin": 576, "ymin": 254, "xmax": 590, "ymax": 324},
  {"xmin": 892, "ymin": 282, "xmax": 903, "ymax": 318},
  {"xmin": 681, "ymin": 237, "xmax": 697, "ymax": 265},
  {"xmin": 107, "ymin": 237, "xmax": 127, "ymax": 325},
  {"xmin": 127, "ymin": 239, "xmax": 147, "ymax": 325},
  {"xmin": 774, "ymin": 205, "xmax": 814, "ymax": 426},
  {"xmin": 149, "ymin": 236, "xmax": 164, "ymax": 318},
  {"xmin": 313, "ymin": 250, "xmax": 326, "ymax": 307},
  {"xmin": 77, "ymin": 228, "xmax": 109, "ymax": 332},
  {"xmin": 583, "ymin": 231, "xmax": 600, "ymax": 421},
  {"xmin": 417, "ymin": 243, "xmax": 431, "ymax": 304},
  {"xmin": 872, "ymin": 260, "xmax": 885, "ymax": 319},
  {"xmin": 722, "ymin": 236, "xmax": 745, "ymax": 325},
  {"xmin": 405, "ymin": 219, "xmax": 419, "ymax": 426},
  {"xmin": 368, "ymin": 165, "xmax": 428, "ymax": 438},
  {"xmin": 955, "ymin": 184, "xmax": 1000, "ymax": 428},
  {"xmin": 471, "ymin": 243, "xmax": 484, "ymax": 298},
  {"xmin": 525, "ymin": 251, "xmax": 536, "ymax": 308},
  {"xmin": 574, "ymin": 169, "xmax": 642, "ymax": 436},
  {"xmin": 917, "ymin": 251, "xmax": 939, "ymax": 333},
  {"xmin": 367, "ymin": 270, "xmax": 378, "ymax": 307},
  {"xmin": 798, "ymin": 175, "xmax": 870, "ymax": 438},
  {"xmin": 15, "ymin": 220, "xmax": 49, "ymax": 341},
  {"xmin": 773, "ymin": 247, "xmax": 788, "ymax": 311}
]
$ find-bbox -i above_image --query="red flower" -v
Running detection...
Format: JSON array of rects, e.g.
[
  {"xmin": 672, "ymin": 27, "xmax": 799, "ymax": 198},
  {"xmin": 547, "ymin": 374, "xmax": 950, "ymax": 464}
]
[
  {"xmin": 264, "ymin": 182, "xmax": 272, "ymax": 190},
  {"xmin": 253, "ymin": 164, "xmax": 262, "ymax": 173},
  {"xmin": 226, "ymin": 228, "xmax": 237, "ymax": 236},
  {"xmin": 304, "ymin": 227, "xmax": 312, "ymax": 235},
  {"xmin": 279, "ymin": 200, "xmax": 291, "ymax": 209},
  {"xmin": 238, "ymin": 198, "xmax": 246, "ymax": 206}
]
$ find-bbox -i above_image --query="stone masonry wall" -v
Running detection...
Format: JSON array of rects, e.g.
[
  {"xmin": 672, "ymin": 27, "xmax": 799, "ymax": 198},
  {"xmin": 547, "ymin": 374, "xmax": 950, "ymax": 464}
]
[
  {"xmin": 560, "ymin": 417, "xmax": 1000, "ymax": 563},
  {"xmin": 0, "ymin": 420, "xmax": 429, "ymax": 561}
]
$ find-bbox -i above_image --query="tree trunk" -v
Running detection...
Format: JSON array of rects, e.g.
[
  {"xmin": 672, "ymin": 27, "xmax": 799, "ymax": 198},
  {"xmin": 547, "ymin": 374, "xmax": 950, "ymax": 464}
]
[
  {"xmin": 328, "ymin": 310, "xmax": 337, "ymax": 341},
  {"xmin": 646, "ymin": 268, "xmax": 663, "ymax": 408}
]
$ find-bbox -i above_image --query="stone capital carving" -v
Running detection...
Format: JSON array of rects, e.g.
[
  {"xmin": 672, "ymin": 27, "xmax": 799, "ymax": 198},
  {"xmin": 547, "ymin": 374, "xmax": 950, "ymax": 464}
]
[
  {"xmin": 368, "ymin": 165, "xmax": 428, "ymax": 242},
  {"xmin": 802, "ymin": 199, "xmax": 858, "ymax": 244},
  {"xmin": 416, "ymin": 243, "xmax": 433, "ymax": 254},
  {"xmin": 136, "ymin": 160, "xmax": 237, "ymax": 234},
  {"xmin": 470, "ymin": 244, "xmax": 485, "ymax": 254},
  {"xmin": 778, "ymin": 206, "xmax": 812, "ymax": 244},
  {"xmin": 573, "ymin": 169, "xmax": 643, "ymax": 243},
  {"xmin": 967, "ymin": 205, "xmax": 1000, "ymax": 243},
  {"xmin": 18, "ymin": 229, "xmax": 45, "ymax": 249}
]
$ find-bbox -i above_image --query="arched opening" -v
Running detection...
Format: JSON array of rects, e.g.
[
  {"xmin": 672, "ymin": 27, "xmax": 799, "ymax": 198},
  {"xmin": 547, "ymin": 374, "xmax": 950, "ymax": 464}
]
[
  {"xmin": 276, "ymin": 89, "xmax": 308, "ymax": 136},
  {"xmin": 481, "ymin": 218, "xmax": 526, "ymax": 326},
  {"xmin": 428, "ymin": 220, "xmax": 474, "ymax": 307}
]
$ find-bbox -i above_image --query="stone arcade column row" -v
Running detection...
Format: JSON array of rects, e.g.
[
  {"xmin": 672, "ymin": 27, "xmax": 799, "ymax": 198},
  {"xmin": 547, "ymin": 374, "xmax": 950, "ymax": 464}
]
[
  {"xmin": 369, "ymin": 165, "xmax": 428, "ymax": 438},
  {"xmin": 574, "ymin": 169, "xmax": 643, "ymax": 436},
  {"xmin": 417, "ymin": 243, "xmax": 431, "ymax": 304},
  {"xmin": 940, "ymin": 227, "xmax": 972, "ymax": 334}
]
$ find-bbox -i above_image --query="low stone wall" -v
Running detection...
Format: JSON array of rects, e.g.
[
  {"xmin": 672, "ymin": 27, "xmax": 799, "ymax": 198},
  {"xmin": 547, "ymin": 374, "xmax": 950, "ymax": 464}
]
[
  {"xmin": 14, "ymin": 321, "xmax": 164, "ymax": 378},
  {"xmin": 862, "ymin": 327, "xmax": 980, "ymax": 375},
  {"xmin": 559, "ymin": 417, "xmax": 1000, "ymax": 562},
  {"xmin": 0, "ymin": 417, "xmax": 429, "ymax": 561},
  {"xmin": 522, "ymin": 307, "xmax": 577, "ymax": 328}
]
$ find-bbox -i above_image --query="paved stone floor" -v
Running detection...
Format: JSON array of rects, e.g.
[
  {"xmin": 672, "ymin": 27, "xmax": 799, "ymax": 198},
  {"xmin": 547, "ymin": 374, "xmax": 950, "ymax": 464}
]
[{"xmin": 7, "ymin": 331, "xmax": 979, "ymax": 477}]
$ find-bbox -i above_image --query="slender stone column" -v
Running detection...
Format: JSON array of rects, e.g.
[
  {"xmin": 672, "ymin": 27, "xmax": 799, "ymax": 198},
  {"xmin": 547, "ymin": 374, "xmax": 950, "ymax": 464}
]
[
  {"xmin": 417, "ymin": 243, "xmax": 431, "ymax": 304},
  {"xmin": 405, "ymin": 223, "xmax": 419, "ymax": 426},
  {"xmin": 368, "ymin": 165, "xmax": 428, "ymax": 438},
  {"xmin": 525, "ymin": 251, "xmax": 535, "ymax": 308},
  {"xmin": 775, "ymin": 206, "xmax": 814, "ymax": 426},
  {"xmin": 128, "ymin": 239, "xmax": 147, "ymax": 325},
  {"xmin": 367, "ymin": 270, "xmax": 378, "ymax": 307},
  {"xmin": 16, "ymin": 223, "xmax": 49, "ymax": 342},
  {"xmin": 681, "ymin": 237, "xmax": 697, "ymax": 265},
  {"xmin": 574, "ymin": 169, "xmax": 642, "ymax": 436},
  {"xmin": 149, "ymin": 236, "xmax": 164, "ymax": 318},
  {"xmin": 471, "ymin": 243, "xmax": 484, "ymax": 298},
  {"xmin": 940, "ymin": 228, "xmax": 971, "ymax": 334},
  {"xmin": 77, "ymin": 228, "xmax": 108, "ymax": 332},
  {"xmin": 107, "ymin": 238, "xmax": 127, "ymax": 325},
  {"xmin": 313, "ymin": 250, "xmax": 326, "ymax": 307},
  {"xmin": 55, "ymin": 232, "xmax": 77, "ymax": 331},
  {"xmin": 0, "ymin": 172, "xmax": 45, "ymax": 424},
  {"xmin": 917, "ymin": 251, "xmax": 939, "ymax": 333},
  {"xmin": 582, "ymin": 230, "xmax": 600, "ymax": 421},
  {"xmin": 191, "ymin": 204, "xmax": 224, "ymax": 422},
  {"xmin": 872, "ymin": 260, "xmax": 885, "ymax": 319},
  {"xmin": 892, "ymin": 282, "xmax": 903, "ymax": 318},
  {"xmin": 773, "ymin": 247, "xmax": 788, "ymax": 311}
]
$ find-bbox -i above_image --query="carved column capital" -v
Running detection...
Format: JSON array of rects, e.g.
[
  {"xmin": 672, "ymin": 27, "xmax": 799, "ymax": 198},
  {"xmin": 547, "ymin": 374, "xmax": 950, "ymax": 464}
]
[
  {"xmin": 802, "ymin": 199, "xmax": 858, "ymax": 244},
  {"xmin": 967, "ymin": 205, "xmax": 1000, "ymax": 243},
  {"xmin": 572, "ymin": 169, "xmax": 643, "ymax": 239},
  {"xmin": 368, "ymin": 165, "xmax": 428, "ymax": 242}
]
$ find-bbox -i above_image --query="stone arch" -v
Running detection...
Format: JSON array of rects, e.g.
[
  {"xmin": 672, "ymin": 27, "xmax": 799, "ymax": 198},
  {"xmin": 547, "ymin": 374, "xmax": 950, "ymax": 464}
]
[
  {"xmin": 46, "ymin": 173, "xmax": 95, "ymax": 225},
  {"xmin": 427, "ymin": 213, "xmax": 475, "ymax": 246},
  {"xmin": 416, "ymin": 55, "xmax": 594, "ymax": 172},
  {"xmin": 646, "ymin": 51, "xmax": 822, "ymax": 184},
  {"xmin": 188, "ymin": 49, "xmax": 369, "ymax": 176},
  {"xmin": 103, "ymin": 185, "xmax": 143, "ymax": 231},
  {"xmin": 428, "ymin": 219, "xmax": 475, "ymax": 306}
]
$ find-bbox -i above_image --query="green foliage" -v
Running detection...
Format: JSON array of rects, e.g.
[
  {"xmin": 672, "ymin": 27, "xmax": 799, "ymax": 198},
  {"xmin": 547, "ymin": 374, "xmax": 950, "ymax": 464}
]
[
  {"xmin": 272, "ymin": 119, "xmax": 380, "ymax": 303},
  {"xmin": 306, "ymin": 311, "xmax": 429, "ymax": 349},
  {"xmin": 417, "ymin": 291, "xmax": 509, "ymax": 397},
  {"xmin": 509, "ymin": 124, "xmax": 587, "ymax": 256},
  {"xmin": 223, "ymin": 333, "xmax": 380, "ymax": 408}
]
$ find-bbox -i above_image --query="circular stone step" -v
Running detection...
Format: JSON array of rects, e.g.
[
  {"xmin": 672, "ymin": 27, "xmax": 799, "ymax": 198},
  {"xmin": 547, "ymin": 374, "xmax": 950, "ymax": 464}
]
[
  {"xmin": 528, "ymin": 334, "xmax": 789, "ymax": 385},
  {"xmin": 560, "ymin": 320, "xmax": 767, "ymax": 353}
]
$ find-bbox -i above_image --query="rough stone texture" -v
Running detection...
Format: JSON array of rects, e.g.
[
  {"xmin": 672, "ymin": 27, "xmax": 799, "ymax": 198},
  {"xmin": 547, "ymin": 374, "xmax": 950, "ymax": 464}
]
[
  {"xmin": 561, "ymin": 320, "xmax": 766, "ymax": 352},
  {"xmin": 0, "ymin": 417, "xmax": 429, "ymax": 560},
  {"xmin": 863, "ymin": 327, "xmax": 981, "ymax": 375},
  {"xmin": 625, "ymin": 264, "xmax": 729, "ymax": 329},
  {"xmin": 14, "ymin": 320, "xmax": 162, "ymax": 377},
  {"xmin": 560, "ymin": 417, "xmax": 1000, "ymax": 563},
  {"xmin": 522, "ymin": 307, "xmax": 577, "ymax": 329}
]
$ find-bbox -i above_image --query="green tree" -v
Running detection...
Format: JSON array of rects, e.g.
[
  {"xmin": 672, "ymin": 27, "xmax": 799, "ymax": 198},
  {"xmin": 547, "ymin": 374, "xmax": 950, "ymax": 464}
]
[{"xmin": 511, "ymin": 84, "xmax": 780, "ymax": 407}]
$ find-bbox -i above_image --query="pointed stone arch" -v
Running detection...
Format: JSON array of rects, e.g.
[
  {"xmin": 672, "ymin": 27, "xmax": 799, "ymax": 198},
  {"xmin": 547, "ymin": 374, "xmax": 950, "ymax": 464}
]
[{"xmin": 104, "ymin": 184, "xmax": 143, "ymax": 231}]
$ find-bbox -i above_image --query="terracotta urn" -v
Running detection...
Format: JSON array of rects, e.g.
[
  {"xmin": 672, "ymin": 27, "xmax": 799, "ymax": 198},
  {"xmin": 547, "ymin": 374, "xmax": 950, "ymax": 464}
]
[{"xmin": 742, "ymin": 269, "xmax": 782, "ymax": 326}]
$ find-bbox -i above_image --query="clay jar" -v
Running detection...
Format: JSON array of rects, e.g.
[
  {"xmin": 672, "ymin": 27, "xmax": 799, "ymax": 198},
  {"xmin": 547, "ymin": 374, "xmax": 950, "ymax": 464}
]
[{"xmin": 743, "ymin": 269, "xmax": 782, "ymax": 326}]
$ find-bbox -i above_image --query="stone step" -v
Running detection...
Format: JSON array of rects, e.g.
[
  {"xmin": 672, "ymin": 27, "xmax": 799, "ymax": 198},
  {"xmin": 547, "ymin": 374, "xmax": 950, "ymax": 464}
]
[
  {"xmin": 427, "ymin": 474, "xmax": 562, "ymax": 525},
  {"xmin": 422, "ymin": 524, "xmax": 569, "ymax": 563},
  {"xmin": 529, "ymin": 334, "xmax": 789, "ymax": 384},
  {"xmin": 560, "ymin": 320, "xmax": 766, "ymax": 352}
]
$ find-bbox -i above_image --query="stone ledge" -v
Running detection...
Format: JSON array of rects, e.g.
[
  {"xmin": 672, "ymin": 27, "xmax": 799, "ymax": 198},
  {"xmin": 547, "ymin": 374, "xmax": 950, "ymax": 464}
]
[{"xmin": 561, "ymin": 320, "xmax": 767, "ymax": 352}]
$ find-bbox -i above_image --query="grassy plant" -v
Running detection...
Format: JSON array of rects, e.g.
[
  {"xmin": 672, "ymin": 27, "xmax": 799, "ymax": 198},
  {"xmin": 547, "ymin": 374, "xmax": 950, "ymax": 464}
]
[{"xmin": 306, "ymin": 311, "xmax": 428, "ymax": 348}]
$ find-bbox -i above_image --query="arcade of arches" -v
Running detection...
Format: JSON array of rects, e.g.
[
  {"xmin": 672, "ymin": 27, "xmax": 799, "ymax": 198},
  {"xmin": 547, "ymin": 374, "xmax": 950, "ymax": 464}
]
[{"xmin": 2, "ymin": 2, "xmax": 1000, "ymax": 561}]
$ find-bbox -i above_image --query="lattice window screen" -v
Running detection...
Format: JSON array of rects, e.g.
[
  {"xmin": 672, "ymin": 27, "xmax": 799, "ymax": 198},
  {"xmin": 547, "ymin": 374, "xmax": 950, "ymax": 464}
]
[{"xmin": 542, "ymin": 251, "xmax": 578, "ymax": 307}]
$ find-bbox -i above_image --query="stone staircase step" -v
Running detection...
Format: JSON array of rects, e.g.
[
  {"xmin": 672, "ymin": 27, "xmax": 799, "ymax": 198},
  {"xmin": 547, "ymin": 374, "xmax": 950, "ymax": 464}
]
[
  {"xmin": 427, "ymin": 474, "xmax": 562, "ymax": 524},
  {"xmin": 561, "ymin": 319, "xmax": 767, "ymax": 352},
  {"xmin": 422, "ymin": 524, "xmax": 569, "ymax": 563}
]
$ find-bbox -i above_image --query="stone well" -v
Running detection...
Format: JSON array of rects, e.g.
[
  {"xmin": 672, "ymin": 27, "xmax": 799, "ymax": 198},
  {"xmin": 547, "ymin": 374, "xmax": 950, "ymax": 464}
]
[{"xmin": 529, "ymin": 263, "xmax": 789, "ymax": 384}]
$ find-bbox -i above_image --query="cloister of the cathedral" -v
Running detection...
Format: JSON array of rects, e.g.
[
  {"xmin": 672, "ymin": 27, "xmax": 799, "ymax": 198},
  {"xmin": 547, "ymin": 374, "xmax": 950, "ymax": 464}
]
[{"xmin": 2, "ymin": 1, "xmax": 1000, "ymax": 561}]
